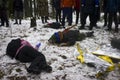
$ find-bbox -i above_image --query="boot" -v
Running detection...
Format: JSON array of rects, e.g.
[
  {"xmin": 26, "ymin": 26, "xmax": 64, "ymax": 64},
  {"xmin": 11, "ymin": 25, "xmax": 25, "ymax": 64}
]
[
  {"xmin": 42, "ymin": 65, "xmax": 52, "ymax": 73},
  {"xmin": 115, "ymin": 27, "xmax": 118, "ymax": 32},
  {"xmin": 27, "ymin": 66, "xmax": 41, "ymax": 74}
]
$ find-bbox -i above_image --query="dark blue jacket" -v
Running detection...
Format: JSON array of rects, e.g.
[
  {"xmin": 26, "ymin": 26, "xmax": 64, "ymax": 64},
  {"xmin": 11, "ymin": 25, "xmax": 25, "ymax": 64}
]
[
  {"xmin": 106, "ymin": 0, "xmax": 118, "ymax": 13},
  {"xmin": 52, "ymin": 0, "xmax": 61, "ymax": 9},
  {"xmin": 81, "ymin": 0, "xmax": 99, "ymax": 13},
  {"xmin": 117, "ymin": 0, "xmax": 120, "ymax": 11}
]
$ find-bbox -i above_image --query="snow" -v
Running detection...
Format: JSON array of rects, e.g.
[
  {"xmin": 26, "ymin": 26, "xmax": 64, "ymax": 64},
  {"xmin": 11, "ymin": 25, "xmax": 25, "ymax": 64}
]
[{"xmin": 0, "ymin": 15, "xmax": 120, "ymax": 80}]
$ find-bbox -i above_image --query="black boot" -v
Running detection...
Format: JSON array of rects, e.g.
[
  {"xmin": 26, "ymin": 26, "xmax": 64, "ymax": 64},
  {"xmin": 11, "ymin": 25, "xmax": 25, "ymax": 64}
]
[
  {"xmin": 115, "ymin": 27, "xmax": 118, "ymax": 32},
  {"xmin": 27, "ymin": 66, "xmax": 41, "ymax": 74},
  {"xmin": 42, "ymin": 65, "xmax": 52, "ymax": 73}
]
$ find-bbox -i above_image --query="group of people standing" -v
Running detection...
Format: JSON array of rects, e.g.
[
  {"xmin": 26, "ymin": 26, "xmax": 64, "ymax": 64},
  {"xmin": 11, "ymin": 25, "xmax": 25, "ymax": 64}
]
[
  {"xmin": 0, "ymin": 0, "xmax": 120, "ymax": 32},
  {"xmin": 0, "ymin": 0, "xmax": 23, "ymax": 27},
  {"xmin": 52, "ymin": 0, "xmax": 120, "ymax": 32}
]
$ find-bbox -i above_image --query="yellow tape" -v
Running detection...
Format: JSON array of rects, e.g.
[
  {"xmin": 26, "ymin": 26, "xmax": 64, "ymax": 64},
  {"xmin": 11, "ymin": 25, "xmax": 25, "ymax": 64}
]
[
  {"xmin": 98, "ymin": 56, "xmax": 114, "ymax": 65},
  {"xmin": 76, "ymin": 43, "xmax": 84, "ymax": 63}
]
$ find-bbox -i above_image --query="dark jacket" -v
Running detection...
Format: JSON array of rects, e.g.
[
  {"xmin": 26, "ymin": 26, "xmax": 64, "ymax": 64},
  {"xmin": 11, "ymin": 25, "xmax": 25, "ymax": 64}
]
[
  {"xmin": 81, "ymin": 0, "xmax": 99, "ymax": 13},
  {"xmin": 13, "ymin": 0, "xmax": 23, "ymax": 11},
  {"xmin": 6, "ymin": 38, "xmax": 52, "ymax": 74},
  {"xmin": 48, "ymin": 30, "xmax": 94, "ymax": 46},
  {"xmin": 106, "ymin": 0, "xmax": 118, "ymax": 13},
  {"xmin": 117, "ymin": 0, "xmax": 120, "ymax": 11},
  {"xmin": 6, "ymin": 38, "xmax": 40, "ymax": 62},
  {"xmin": 103, "ymin": 0, "xmax": 107, "ymax": 12},
  {"xmin": 53, "ymin": 0, "xmax": 61, "ymax": 9}
]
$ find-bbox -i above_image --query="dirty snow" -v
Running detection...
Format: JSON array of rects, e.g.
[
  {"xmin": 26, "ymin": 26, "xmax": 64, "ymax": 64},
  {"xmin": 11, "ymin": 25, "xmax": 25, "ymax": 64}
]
[{"xmin": 0, "ymin": 16, "xmax": 120, "ymax": 80}]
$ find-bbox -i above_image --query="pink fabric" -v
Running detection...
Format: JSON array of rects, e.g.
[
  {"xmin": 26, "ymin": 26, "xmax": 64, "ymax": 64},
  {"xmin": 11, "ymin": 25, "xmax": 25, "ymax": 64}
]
[{"xmin": 15, "ymin": 39, "xmax": 34, "ymax": 58}]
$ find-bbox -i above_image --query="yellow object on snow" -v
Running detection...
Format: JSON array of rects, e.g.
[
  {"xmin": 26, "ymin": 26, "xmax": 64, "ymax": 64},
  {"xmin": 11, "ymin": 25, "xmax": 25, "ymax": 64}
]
[{"xmin": 76, "ymin": 43, "xmax": 84, "ymax": 63}]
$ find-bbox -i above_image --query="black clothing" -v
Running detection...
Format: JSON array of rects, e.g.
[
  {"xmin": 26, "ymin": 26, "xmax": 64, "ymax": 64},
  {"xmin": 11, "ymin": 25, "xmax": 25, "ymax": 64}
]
[{"xmin": 6, "ymin": 38, "xmax": 52, "ymax": 74}]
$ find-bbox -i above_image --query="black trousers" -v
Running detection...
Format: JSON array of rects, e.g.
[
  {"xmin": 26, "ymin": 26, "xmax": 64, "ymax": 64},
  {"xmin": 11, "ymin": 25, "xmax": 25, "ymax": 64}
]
[
  {"xmin": 108, "ymin": 12, "xmax": 118, "ymax": 29},
  {"xmin": 16, "ymin": 46, "xmax": 47, "ymax": 68},
  {"xmin": 0, "ymin": 10, "xmax": 9, "ymax": 26},
  {"xmin": 81, "ymin": 12, "xmax": 95, "ymax": 29},
  {"xmin": 55, "ymin": 9, "xmax": 61, "ymax": 23},
  {"xmin": 75, "ymin": 9, "xmax": 80, "ymax": 24}
]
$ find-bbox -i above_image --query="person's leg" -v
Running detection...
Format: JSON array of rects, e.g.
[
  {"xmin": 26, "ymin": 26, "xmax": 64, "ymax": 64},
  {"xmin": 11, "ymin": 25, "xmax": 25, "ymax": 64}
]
[
  {"xmin": 55, "ymin": 9, "xmax": 59, "ymax": 22},
  {"xmin": 62, "ymin": 8, "xmax": 68, "ymax": 27},
  {"xmin": 58, "ymin": 9, "xmax": 61, "ymax": 23},
  {"xmin": 113, "ymin": 12, "xmax": 118, "ymax": 32},
  {"xmin": 75, "ymin": 10, "xmax": 80, "ymax": 24},
  {"xmin": 119, "ymin": 11, "xmax": 120, "ymax": 24},
  {"xmin": 0, "ymin": 16, "xmax": 4, "ymax": 26},
  {"xmin": 89, "ymin": 13, "xmax": 95, "ymax": 30},
  {"xmin": 18, "ymin": 46, "xmax": 51, "ymax": 74},
  {"xmin": 103, "ymin": 12, "xmax": 108, "ymax": 27},
  {"xmin": 107, "ymin": 13, "xmax": 113, "ymax": 31},
  {"xmin": 67, "ymin": 7, "xmax": 73, "ymax": 26},
  {"xmin": 41, "ymin": 16, "xmax": 45, "ymax": 24},
  {"xmin": 14, "ymin": 11, "xmax": 18, "ymax": 24},
  {"xmin": 18, "ymin": 11, "xmax": 23, "ymax": 24},
  {"xmin": 45, "ymin": 16, "xmax": 48, "ymax": 23},
  {"xmin": 80, "ymin": 12, "xmax": 87, "ymax": 29},
  {"xmin": 4, "ymin": 10, "xmax": 9, "ymax": 27}
]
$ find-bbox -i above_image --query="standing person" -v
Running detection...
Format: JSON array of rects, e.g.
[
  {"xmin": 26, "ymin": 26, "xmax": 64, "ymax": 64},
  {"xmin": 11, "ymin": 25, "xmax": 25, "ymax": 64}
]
[
  {"xmin": 74, "ymin": 0, "xmax": 81, "ymax": 25},
  {"xmin": 52, "ymin": 0, "xmax": 61, "ymax": 23},
  {"xmin": 117, "ymin": 0, "xmax": 120, "ymax": 24},
  {"xmin": 80, "ymin": 0, "xmax": 99, "ymax": 30},
  {"xmin": 106, "ymin": 0, "xmax": 118, "ymax": 32},
  {"xmin": 102, "ymin": 0, "xmax": 108, "ymax": 27},
  {"xmin": 61, "ymin": 0, "xmax": 75, "ymax": 28},
  {"xmin": 13, "ymin": 0, "xmax": 23, "ymax": 25},
  {"xmin": 37, "ymin": 0, "xmax": 49, "ymax": 24},
  {"xmin": 0, "ymin": 0, "xmax": 9, "ymax": 27}
]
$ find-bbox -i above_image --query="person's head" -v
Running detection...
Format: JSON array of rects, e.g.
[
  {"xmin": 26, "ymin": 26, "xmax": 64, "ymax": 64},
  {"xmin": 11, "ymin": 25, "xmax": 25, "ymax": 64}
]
[{"xmin": 48, "ymin": 32, "xmax": 61, "ymax": 44}]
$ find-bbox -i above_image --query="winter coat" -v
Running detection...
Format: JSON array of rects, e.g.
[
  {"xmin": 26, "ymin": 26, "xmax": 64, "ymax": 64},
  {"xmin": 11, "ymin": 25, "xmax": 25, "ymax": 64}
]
[
  {"xmin": 6, "ymin": 38, "xmax": 41, "ymax": 62},
  {"xmin": 81, "ymin": 0, "xmax": 99, "ymax": 13},
  {"xmin": 61, "ymin": 0, "xmax": 75, "ymax": 8},
  {"xmin": 37, "ymin": 0, "xmax": 49, "ymax": 16},
  {"xmin": 53, "ymin": 0, "xmax": 61, "ymax": 9},
  {"xmin": 106, "ymin": 0, "xmax": 118, "ymax": 13},
  {"xmin": 13, "ymin": 0, "xmax": 23, "ymax": 12},
  {"xmin": 102, "ymin": 0, "xmax": 107, "ymax": 12},
  {"xmin": 74, "ymin": 0, "xmax": 81, "ymax": 11},
  {"xmin": 117, "ymin": 0, "xmax": 120, "ymax": 11},
  {"xmin": 0, "ymin": 0, "xmax": 7, "ymax": 17},
  {"xmin": 48, "ymin": 30, "xmax": 94, "ymax": 46}
]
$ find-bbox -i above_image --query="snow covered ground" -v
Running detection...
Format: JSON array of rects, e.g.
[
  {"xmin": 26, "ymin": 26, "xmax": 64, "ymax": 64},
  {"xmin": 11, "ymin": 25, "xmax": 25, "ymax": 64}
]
[{"xmin": 0, "ymin": 16, "xmax": 120, "ymax": 80}]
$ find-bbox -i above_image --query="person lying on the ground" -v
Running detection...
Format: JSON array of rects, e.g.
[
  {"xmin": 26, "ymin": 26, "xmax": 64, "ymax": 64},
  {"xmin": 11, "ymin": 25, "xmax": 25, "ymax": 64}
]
[
  {"xmin": 48, "ymin": 26, "xmax": 94, "ymax": 46},
  {"xmin": 111, "ymin": 38, "xmax": 120, "ymax": 50},
  {"xmin": 6, "ymin": 38, "xmax": 52, "ymax": 74},
  {"xmin": 43, "ymin": 22, "xmax": 62, "ymax": 29}
]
